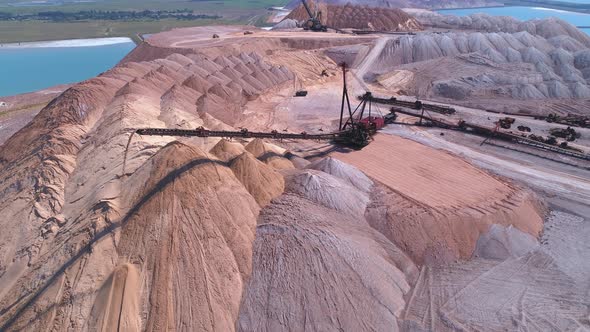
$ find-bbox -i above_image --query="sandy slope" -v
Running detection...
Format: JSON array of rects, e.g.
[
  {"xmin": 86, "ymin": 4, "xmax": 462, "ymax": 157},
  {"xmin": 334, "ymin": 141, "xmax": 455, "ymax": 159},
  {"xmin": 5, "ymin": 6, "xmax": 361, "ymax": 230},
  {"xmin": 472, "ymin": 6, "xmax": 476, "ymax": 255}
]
[
  {"xmin": 0, "ymin": 86, "xmax": 69, "ymax": 145},
  {"xmin": 230, "ymin": 152, "xmax": 285, "ymax": 207},
  {"xmin": 88, "ymin": 263, "xmax": 141, "ymax": 331},
  {"xmin": 238, "ymin": 193, "xmax": 418, "ymax": 331},
  {"xmin": 333, "ymin": 134, "xmax": 544, "ymax": 264},
  {"xmin": 116, "ymin": 142, "xmax": 260, "ymax": 331}
]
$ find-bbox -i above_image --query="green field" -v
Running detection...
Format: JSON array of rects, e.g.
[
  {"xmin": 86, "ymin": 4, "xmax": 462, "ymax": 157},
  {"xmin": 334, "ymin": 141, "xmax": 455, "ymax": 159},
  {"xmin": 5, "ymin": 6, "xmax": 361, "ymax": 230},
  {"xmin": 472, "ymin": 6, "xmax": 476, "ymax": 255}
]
[
  {"xmin": 0, "ymin": 19, "xmax": 237, "ymax": 43},
  {"xmin": 0, "ymin": 0, "xmax": 289, "ymax": 14},
  {"xmin": 0, "ymin": 0, "xmax": 289, "ymax": 43}
]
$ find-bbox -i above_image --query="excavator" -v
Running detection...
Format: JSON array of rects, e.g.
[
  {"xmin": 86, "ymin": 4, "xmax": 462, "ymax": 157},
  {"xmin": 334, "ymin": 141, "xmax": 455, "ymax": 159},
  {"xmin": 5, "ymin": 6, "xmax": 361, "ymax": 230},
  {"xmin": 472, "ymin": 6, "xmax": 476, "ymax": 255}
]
[{"xmin": 300, "ymin": 0, "xmax": 328, "ymax": 32}]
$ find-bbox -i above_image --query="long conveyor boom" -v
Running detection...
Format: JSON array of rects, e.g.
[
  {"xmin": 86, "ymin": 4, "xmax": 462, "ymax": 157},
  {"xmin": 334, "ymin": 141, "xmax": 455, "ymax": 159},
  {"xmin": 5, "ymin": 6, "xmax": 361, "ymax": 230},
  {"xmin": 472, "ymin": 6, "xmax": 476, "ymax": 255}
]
[
  {"xmin": 361, "ymin": 94, "xmax": 456, "ymax": 115},
  {"xmin": 135, "ymin": 127, "xmax": 338, "ymax": 141}
]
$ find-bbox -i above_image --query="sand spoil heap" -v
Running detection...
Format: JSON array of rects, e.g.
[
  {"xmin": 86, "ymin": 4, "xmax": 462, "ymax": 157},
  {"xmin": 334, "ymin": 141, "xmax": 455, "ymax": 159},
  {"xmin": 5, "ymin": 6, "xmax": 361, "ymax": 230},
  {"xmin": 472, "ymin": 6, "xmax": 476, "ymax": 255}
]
[
  {"xmin": 115, "ymin": 142, "xmax": 261, "ymax": 331},
  {"xmin": 209, "ymin": 138, "xmax": 247, "ymax": 162},
  {"xmin": 0, "ymin": 138, "xmax": 262, "ymax": 330},
  {"xmin": 245, "ymin": 138, "xmax": 295, "ymax": 170},
  {"xmin": 0, "ymin": 28, "xmax": 378, "ymax": 330},
  {"xmin": 474, "ymin": 224, "xmax": 539, "ymax": 260},
  {"xmin": 286, "ymin": 2, "xmax": 422, "ymax": 31},
  {"xmin": 229, "ymin": 152, "xmax": 285, "ymax": 207},
  {"xmin": 413, "ymin": 12, "xmax": 590, "ymax": 46},
  {"xmin": 333, "ymin": 134, "xmax": 544, "ymax": 264},
  {"xmin": 402, "ymin": 212, "xmax": 590, "ymax": 331}
]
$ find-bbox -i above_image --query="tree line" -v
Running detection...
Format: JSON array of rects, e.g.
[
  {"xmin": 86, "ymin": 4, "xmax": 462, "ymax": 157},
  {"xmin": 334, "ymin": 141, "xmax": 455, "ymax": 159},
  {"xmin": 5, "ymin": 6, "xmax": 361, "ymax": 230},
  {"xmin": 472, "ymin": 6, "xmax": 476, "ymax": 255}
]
[{"xmin": 0, "ymin": 9, "xmax": 221, "ymax": 21}]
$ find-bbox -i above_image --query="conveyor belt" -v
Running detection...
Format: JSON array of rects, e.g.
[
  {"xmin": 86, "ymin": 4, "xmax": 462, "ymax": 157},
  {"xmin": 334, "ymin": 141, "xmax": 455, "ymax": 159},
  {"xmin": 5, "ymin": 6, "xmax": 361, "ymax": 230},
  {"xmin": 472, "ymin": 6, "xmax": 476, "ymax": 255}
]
[
  {"xmin": 387, "ymin": 109, "xmax": 590, "ymax": 161},
  {"xmin": 135, "ymin": 127, "xmax": 339, "ymax": 140},
  {"xmin": 361, "ymin": 95, "xmax": 456, "ymax": 115}
]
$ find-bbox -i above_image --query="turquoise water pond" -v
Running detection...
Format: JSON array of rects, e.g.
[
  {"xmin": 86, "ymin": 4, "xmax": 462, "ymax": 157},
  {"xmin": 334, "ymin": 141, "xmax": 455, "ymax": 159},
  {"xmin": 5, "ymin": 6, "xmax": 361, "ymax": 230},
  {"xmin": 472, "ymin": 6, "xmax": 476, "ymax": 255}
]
[{"xmin": 0, "ymin": 41, "xmax": 135, "ymax": 97}]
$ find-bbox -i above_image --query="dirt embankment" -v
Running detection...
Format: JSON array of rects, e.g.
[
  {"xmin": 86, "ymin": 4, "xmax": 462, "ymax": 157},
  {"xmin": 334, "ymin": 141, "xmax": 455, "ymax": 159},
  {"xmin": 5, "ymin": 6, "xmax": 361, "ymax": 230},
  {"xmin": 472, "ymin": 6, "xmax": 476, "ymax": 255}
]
[
  {"xmin": 0, "ymin": 86, "xmax": 69, "ymax": 145},
  {"xmin": 121, "ymin": 41, "xmax": 193, "ymax": 64}
]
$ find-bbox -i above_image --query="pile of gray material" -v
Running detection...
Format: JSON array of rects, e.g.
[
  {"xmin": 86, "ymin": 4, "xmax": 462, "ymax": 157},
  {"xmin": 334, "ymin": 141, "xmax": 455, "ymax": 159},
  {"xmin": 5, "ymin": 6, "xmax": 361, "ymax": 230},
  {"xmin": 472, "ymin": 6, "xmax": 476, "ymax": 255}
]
[
  {"xmin": 238, "ymin": 193, "xmax": 418, "ymax": 331},
  {"xmin": 284, "ymin": 169, "xmax": 370, "ymax": 217},
  {"xmin": 576, "ymin": 49, "xmax": 590, "ymax": 79},
  {"xmin": 284, "ymin": 151, "xmax": 311, "ymax": 168},
  {"xmin": 237, "ymin": 156, "xmax": 421, "ymax": 331},
  {"xmin": 306, "ymin": 157, "xmax": 373, "ymax": 193},
  {"xmin": 272, "ymin": 18, "xmax": 299, "ymax": 30},
  {"xmin": 372, "ymin": 25, "xmax": 590, "ymax": 100},
  {"xmin": 411, "ymin": 12, "xmax": 590, "ymax": 47},
  {"xmin": 474, "ymin": 224, "xmax": 539, "ymax": 260}
]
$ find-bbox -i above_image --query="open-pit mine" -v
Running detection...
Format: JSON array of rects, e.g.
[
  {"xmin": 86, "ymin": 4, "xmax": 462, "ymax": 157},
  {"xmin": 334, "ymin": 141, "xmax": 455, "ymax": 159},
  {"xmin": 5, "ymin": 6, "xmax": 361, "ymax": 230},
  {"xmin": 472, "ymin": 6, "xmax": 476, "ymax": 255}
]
[{"xmin": 0, "ymin": 2, "xmax": 589, "ymax": 331}]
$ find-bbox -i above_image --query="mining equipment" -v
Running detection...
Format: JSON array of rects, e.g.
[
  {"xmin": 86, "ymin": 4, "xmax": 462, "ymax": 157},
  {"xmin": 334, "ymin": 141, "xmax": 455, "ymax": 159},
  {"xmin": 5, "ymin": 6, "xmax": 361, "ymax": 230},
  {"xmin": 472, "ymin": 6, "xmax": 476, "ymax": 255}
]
[
  {"xmin": 550, "ymin": 127, "xmax": 580, "ymax": 142},
  {"xmin": 474, "ymin": 117, "xmax": 515, "ymax": 146},
  {"xmin": 498, "ymin": 117, "xmax": 515, "ymax": 129},
  {"xmin": 128, "ymin": 63, "xmax": 378, "ymax": 150},
  {"xmin": 300, "ymin": 0, "xmax": 328, "ymax": 32},
  {"xmin": 544, "ymin": 113, "xmax": 590, "ymax": 128},
  {"xmin": 381, "ymin": 103, "xmax": 590, "ymax": 161},
  {"xmin": 336, "ymin": 63, "xmax": 390, "ymax": 147},
  {"xmin": 344, "ymin": 92, "xmax": 385, "ymax": 132},
  {"xmin": 383, "ymin": 111, "xmax": 397, "ymax": 124},
  {"xmin": 352, "ymin": 30, "xmax": 417, "ymax": 36},
  {"xmin": 345, "ymin": 85, "xmax": 589, "ymax": 161},
  {"xmin": 517, "ymin": 125, "xmax": 531, "ymax": 132},
  {"xmin": 360, "ymin": 94, "xmax": 456, "ymax": 115}
]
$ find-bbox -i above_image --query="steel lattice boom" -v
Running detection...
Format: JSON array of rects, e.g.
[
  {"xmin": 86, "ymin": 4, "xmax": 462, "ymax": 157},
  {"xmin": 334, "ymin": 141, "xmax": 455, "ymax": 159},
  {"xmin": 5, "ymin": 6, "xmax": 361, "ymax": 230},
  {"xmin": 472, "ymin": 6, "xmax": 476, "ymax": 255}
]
[{"xmin": 135, "ymin": 127, "xmax": 339, "ymax": 141}]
